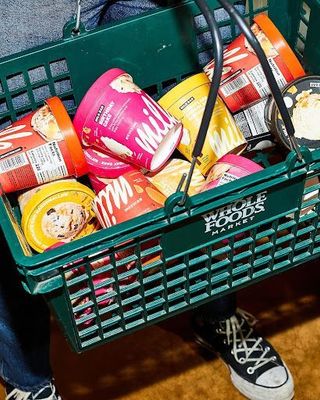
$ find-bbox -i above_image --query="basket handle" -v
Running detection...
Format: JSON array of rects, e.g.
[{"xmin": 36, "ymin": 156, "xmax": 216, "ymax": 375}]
[
  {"xmin": 73, "ymin": 0, "xmax": 82, "ymax": 34},
  {"xmin": 178, "ymin": 0, "xmax": 224, "ymax": 205},
  {"xmin": 179, "ymin": 0, "xmax": 303, "ymax": 205}
]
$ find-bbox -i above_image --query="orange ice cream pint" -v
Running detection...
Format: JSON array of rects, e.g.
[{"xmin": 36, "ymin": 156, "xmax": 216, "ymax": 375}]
[
  {"xmin": 204, "ymin": 14, "xmax": 305, "ymax": 113},
  {"xmin": 93, "ymin": 170, "xmax": 166, "ymax": 228},
  {"xmin": 0, "ymin": 97, "xmax": 87, "ymax": 193}
]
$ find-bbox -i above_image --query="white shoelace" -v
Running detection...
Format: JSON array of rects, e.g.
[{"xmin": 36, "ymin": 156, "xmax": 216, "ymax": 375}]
[
  {"xmin": 6, "ymin": 390, "xmax": 31, "ymax": 400},
  {"xmin": 6, "ymin": 383, "xmax": 60, "ymax": 400},
  {"xmin": 219, "ymin": 309, "xmax": 276, "ymax": 375}
]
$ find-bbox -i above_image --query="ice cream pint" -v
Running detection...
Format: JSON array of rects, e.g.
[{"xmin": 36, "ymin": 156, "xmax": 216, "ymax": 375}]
[
  {"xmin": 0, "ymin": 97, "xmax": 87, "ymax": 193},
  {"xmin": 73, "ymin": 68, "xmax": 183, "ymax": 172},
  {"xmin": 93, "ymin": 170, "xmax": 166, "ymax": 228},
  {"xmin": 158, "ymin": 73, "xmax": 247, "ymax": 175},
  {"xmin": 204, "ymin": 14, "xmax": 305, "ymax": 113},
  {"xmin": 147, "ymin": 158, "xmax": 205, "ymax": 197},
  {"xmin": 88, "ymin": 173, "xmax": 114, "ymax": 194},
  {"xmin": 84, "ymin": 147, "xmax": 135, "ymax": 178},
  {"xmin": 233, "ymin": 98, "xmax": 276, "ymax": 151},
  {"xmin": 18, "ymin": 178, "xmax": 77, "ymax": 214},
  {"xmin": 265, "ymin": 75, "xmax": 320, "ymax": 150},
  {"xmin": 21, "ymin": 180, "xmax": 98, "ymax": 252},
  {"xmin": 201, "ymin": 154, "xmax": 263, "ymax": 192}
]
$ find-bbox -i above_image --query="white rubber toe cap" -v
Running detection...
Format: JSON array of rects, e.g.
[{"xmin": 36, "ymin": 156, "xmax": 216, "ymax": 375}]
[
  {"xmin": 256, "ymin": 365, "xmax": 288, "ymax": 387},
  {"xmin": 230, "ymin": 363, "xmax": 294, "ymax": 400}
]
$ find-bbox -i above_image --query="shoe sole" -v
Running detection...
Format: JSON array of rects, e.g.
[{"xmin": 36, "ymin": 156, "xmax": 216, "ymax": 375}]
[{"xmin": 194, "ymin": 333, "xmax": 295, "ymax": 400}]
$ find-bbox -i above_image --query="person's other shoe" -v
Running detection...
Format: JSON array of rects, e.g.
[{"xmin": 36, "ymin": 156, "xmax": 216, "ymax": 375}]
[
  {"xmin": 192, "ymin": 308, "xmax": 294, "ymax": 400},
  {"xmin": 5, "ymin": 381, "xmax": 62, "ymax": 400}
]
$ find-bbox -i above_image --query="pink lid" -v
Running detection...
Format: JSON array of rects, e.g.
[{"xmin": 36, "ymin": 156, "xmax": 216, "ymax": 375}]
[
  {"xmin": 217, "ymin": 154, "xmax": 263, "ymax": 173},
  {"xmin": 84, "ymin": 147, "xmax": 135, "ymax": 178},
  {"xmin": 73, "ymin": 68, "xmax": 125, "ymax": 135},
  {"xmin": 45, "ymin": 242, "xmax": 65, "ymax": 251}
]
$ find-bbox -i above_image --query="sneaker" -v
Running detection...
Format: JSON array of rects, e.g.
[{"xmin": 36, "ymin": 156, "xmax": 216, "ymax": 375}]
[
  {"xmin": 192, "ymin": 308, "xmax": 294, "ymax": 400},
  {"xmin": 5, "ymin": 381, "xmax": 62, "ymax": 400}
]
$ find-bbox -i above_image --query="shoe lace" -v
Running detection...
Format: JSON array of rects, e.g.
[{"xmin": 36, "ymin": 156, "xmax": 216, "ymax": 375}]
[
  {"xmin": 219, "ymin": 308, "xmax": 275, "ymax": 374},
  {"xmin": 6, "ymin": 389, "xmax": 31, "ymax": 400},
  {"xmin": 6, "ymin": 383, "xmax": 60, "ymax": 400},
  {"xmin": 34, "ymin": 383, "xmax": 60, "ymax": 400}
]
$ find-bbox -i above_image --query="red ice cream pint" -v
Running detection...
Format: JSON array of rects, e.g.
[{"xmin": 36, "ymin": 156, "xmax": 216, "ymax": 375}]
[
  {"xmin": 92, "ymin": 170, "xmax": 166, "ymax": 228},
  {"xmin": 0, "ymin": 97, "xmax": 87, "ymax": 193},
  {"xmin": 73, "ymin": 68, "xmax": 183, "ymax": 172},
  {"xmin": 204, "ymin": 14, "xmax": 305, "ymax": 113}
]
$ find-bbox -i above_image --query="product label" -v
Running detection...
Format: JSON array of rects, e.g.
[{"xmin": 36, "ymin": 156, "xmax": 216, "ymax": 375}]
[
  {"xmin": 233, "ymin": 99, "xmax": 276, "ymax": 151},
  {"xmin": 247, "ymin": 59, "xmax": 287, "ymax": 98},
  {"xmin": 220, "ymin": 74, "xmax": 251, "ymax": 97},
  {"xmin": 0, "ymin": 105, "xmax": 74, "ymax": 193},
  {"xmin": 27, "ymin": 142, "xmax": 68, "ymax": 184},
  {"xmin": 216, "ymin": 172, "xmax": 238, "ymax": 186},
  {"xmin": 234, "ymin": 99, "xmax": 269, "ymax": 138}
]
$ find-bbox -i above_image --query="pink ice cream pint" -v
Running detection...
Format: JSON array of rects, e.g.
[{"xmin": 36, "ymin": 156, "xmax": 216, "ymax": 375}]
[
  {"xmin": 201, "ymin": 154, "xmax": 263, "ymax": 192},
  {"xmin": 84, "ymin": 147, "xmax": 135, "ymax": 178},
  {"xmin": 74, "ymin": 68, "xmax": 183, "ymax": 172}
]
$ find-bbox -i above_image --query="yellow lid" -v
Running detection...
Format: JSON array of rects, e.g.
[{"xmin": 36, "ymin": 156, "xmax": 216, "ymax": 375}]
[
  {"xmin": 158, "ymin": 72, "xmax": 210, "ymax": 109},
  {"xmin": 21, "ymin": 181, "xmax": 98, "ymax": 253}
]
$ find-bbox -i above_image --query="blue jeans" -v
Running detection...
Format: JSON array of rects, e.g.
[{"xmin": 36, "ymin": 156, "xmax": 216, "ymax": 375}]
[
  {"xmin": 0, "ymin": 0, "xmax": 244, "ymax": 391},
  {"xmin": 0, "ymin": 236, "xmax": 51, "ymax": 391}
]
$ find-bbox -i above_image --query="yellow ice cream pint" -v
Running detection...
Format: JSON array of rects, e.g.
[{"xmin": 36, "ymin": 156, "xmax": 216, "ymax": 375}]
[
  {"xmin": 21, "ymin": 181, "xmax": 98, "ymax": 252},
  {"xmin": 18, "ymin": 179, "xmax": 77, "ymax": 215},
  {"xmin": 158, "ymin": 73, "xmax": 247, "ymax": 175},
  {"xmin": 147, "ymin": 158, "xmax": 205, "ymax": 197}
]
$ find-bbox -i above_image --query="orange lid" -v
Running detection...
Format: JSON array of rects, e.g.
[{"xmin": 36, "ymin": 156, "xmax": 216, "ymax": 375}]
[
  {"xmin": 254, "ymin": 14, "xmax": 305, "ymax": 79},
  {"xmin": 46, "ymin": 97, "xmax": 88, "ymax": 177}
]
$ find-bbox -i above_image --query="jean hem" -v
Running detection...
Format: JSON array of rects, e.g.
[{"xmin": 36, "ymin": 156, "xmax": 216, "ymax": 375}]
[{"xmin": 2, "ymin": 373, "xmax": 52, "ymax": 394}]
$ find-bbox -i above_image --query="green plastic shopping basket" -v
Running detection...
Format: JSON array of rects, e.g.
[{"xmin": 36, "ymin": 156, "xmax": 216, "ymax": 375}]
[{"xmin": 0, "ymin": 0, "xmax": 319, "ymax": 353}]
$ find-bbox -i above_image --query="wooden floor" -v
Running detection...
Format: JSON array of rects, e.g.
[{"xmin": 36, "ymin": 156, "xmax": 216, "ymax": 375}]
[{"xmin": 1, "ymin": 260, "xmax": 319, "ymax": 400}]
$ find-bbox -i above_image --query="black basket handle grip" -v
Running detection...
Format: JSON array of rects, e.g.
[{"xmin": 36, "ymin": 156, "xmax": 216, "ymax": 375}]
[{"xmin": 178, "ymin": 0, "xmax": 224, "ymax": 205}]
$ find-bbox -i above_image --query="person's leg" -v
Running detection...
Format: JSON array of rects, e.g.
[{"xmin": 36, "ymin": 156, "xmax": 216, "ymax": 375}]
[
  {"xmin": 101, "ymin": 0, "xmax": 166, "ymax": 23},
  {"xmin": 196, "ymin": 293, "xmax": 237, "ymax": 322},
  {"xmin": 193, "ymin": 294, "xmax": 294, "ymax": 400},
  {"xmin": 0, "ymin": 236, "xmax": 61, "ymax": 399}
]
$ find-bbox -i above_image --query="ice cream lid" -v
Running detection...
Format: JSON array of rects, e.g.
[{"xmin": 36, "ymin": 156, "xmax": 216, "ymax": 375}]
[
  {"xmin": 21, "ymin": 181, "xmax": 98, "ymax": 253},
  {"xmin": 158, "ymin": 72, "xmax": 210, "ymax": 109},
  {"xmin": 216, "ymin": 154, "xmax": 263, "ymax": 173},
  {"xmin": 18, "ymin": 178, "xmax": 77, "ymax": 215},
  {"xmin": 46, "ymin": 97, "xmax": 88, "ymax": 177},
  {"xmin": 84, "ymin": 147, "xmax": 135, "ymax": 178},
  {"xmin": 275, "ymin": 75, "xmax": 320, "ymax": 149},
  {"xmin": 73, "ymin": 68, "xmax": 126, "ymax": 135},
  {"xmin": 254, "ymin": 14, "xmax": 305, "ymax": 80}
]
